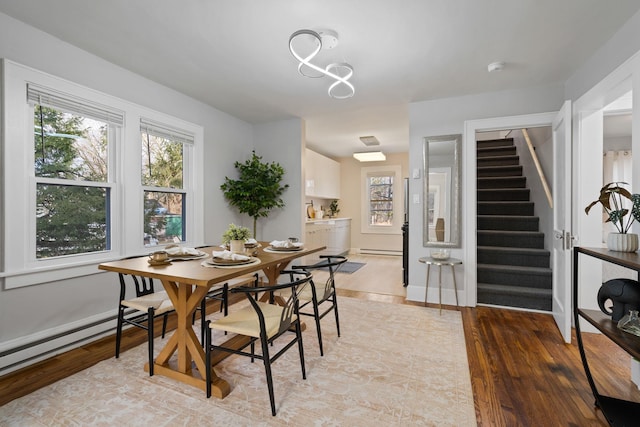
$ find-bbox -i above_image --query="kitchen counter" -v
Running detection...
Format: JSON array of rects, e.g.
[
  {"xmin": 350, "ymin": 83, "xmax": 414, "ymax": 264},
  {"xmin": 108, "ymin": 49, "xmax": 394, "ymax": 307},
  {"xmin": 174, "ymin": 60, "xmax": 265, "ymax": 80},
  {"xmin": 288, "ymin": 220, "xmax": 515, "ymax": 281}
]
[{"xmin": 305, "ymin": 217, "xmax": 351, "ymax": 224}]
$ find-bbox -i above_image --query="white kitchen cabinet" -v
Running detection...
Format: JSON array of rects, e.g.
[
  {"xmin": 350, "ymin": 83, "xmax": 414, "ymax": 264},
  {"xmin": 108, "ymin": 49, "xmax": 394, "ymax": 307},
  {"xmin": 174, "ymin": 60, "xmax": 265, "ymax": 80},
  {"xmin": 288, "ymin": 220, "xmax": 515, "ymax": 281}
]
[
  {"xmin": 305, "ymin": 148, "xmax": 340, "ymax": 199},
  {"xmin": 303, "ymin": 219, "xmax": 351, "ymax": 264}
]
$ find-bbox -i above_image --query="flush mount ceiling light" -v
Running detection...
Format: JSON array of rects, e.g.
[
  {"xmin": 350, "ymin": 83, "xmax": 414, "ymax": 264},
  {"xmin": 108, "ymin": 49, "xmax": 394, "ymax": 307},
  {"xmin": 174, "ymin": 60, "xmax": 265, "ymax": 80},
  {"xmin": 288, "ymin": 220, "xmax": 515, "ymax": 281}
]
[
  {"xmin": 359, "ymin": 135, "xmax": 380, "ymax": 146},
  {"xmin": 488, "ymin": 61, "xmax": 505, "ymax": 72},
  {"xmin": 353, "ymin": 151, "xmax": 386, "ymax": 162},
  {"xmin": 289, "ymin": 29, "xmax": 355, "ymax": 99}
]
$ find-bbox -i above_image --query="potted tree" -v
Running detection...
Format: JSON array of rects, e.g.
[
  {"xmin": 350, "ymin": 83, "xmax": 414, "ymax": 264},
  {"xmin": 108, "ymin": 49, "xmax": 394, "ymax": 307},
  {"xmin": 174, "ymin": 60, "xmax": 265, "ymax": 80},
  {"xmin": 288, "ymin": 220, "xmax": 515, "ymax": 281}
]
[
  {"xmin": 220, "ymin": 151, "xmax": 289, "ymax": 239},
  {"xmin": 328, "ymin": 199, "xmax": 340, "ymax": 218},
  {"xmin": 222, "ymin": 223, "xmax": 251, "ymax": 253},
  {"xmin": 585, "ymin": 182, "xmax": 640, "ymax": 252}
]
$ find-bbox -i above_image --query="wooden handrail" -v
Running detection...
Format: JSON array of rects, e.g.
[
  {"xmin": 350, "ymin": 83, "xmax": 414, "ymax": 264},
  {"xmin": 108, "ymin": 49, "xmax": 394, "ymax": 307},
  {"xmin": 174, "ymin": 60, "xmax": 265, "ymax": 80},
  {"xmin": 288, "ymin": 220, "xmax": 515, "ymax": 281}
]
[{"xmin": 522, "ymin": 128, "xmax": 553, "ymax": 208}]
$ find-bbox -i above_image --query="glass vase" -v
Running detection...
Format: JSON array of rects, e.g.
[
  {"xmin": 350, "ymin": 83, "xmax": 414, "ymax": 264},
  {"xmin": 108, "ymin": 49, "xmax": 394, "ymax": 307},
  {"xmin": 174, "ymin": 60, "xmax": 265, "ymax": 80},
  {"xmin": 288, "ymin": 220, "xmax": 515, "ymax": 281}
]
[{"xmin": 617, "ymin": 310, "xmax": 640, "ymax": 337}]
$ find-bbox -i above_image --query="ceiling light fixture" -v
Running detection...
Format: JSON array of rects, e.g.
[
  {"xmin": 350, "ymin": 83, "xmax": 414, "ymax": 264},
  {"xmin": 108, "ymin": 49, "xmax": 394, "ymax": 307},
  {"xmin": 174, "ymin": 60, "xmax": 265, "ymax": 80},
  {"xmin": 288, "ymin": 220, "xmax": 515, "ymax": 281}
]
[
  {"xmin": 359, "ymin": 135, "xmax": 380, "ymax": 146},
  {"xmin": 353, "ymin": 151, "xmax": 386, "ymax": 162},
  {"xmin": 488, "ymin": 61, "xmax": 505, "ymax": 72},
  {"xmin": 289, "ymin": 29, "xmax": 355, "ymax": 99}
]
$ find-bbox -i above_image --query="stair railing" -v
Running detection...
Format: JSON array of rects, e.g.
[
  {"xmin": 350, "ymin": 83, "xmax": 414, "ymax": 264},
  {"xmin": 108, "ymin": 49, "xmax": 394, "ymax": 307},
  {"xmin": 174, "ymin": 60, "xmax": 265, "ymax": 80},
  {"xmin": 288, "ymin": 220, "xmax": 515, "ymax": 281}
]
[{"xmin": 522, "ymin": 128, "xmax": 553, "ymax": 208}]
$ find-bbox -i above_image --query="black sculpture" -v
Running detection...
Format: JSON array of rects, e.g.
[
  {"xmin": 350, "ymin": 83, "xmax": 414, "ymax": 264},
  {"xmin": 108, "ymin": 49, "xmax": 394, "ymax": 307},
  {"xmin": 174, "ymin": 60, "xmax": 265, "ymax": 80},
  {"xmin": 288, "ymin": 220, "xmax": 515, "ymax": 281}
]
[{"xmin": 597, "ymin": 278, "xmax": 640, "ymax": 322}]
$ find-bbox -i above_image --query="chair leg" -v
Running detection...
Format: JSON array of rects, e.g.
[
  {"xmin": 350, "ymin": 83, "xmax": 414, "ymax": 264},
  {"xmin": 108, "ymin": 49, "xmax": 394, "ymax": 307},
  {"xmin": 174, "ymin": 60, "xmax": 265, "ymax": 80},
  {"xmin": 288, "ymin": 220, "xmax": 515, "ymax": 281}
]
[
  {"xmin": 115, "ymin": 306, "xmax": 125, "ymax": 358},
  {"xmin": 161, "ymin": 313, "xmax": 168, "ymax": 338},
  {"xmin": 332, "ymin": 293, "xmax": 341, "ymax": 338},
  {"xmin": 205, "ymin": 320, "xmax": 212, "ymax": 398},
  {"xmin": 148, "ymin": 308, "xmax": 155, "ymax": 376},
  {"xmin": 296, "ymin": 320, "xmax": 306, "ymax": 380},
  {"xmin": 312, "ymin": 296, "xmax": 324, "ymax": 356},
  {"xmin": 260, "ymin": 337, "xmax": 277, "ymax": 416},
  {"xmin": 200, "ymin": 297, "xmax": 207, "ymax": 345}
]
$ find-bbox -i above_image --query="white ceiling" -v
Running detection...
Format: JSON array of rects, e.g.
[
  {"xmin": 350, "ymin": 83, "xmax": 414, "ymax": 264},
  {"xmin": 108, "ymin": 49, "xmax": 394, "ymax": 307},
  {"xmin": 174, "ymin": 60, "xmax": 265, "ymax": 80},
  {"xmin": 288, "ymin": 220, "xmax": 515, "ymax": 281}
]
[{"xmin": 1, "ymin": 0, "xmax": 638, "ymax": 158}]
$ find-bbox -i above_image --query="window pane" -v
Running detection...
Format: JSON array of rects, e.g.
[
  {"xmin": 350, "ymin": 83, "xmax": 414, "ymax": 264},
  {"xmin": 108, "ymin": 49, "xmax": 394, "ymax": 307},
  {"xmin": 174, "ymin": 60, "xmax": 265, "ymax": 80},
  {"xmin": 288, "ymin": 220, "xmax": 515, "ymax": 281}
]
[
  {"xmin": 141, "ymin": 132, "xmax": 183, "ymax": 188},
  {"xmin": 368, "ymin": 175, "xmax": 394, "ymax": 226},
  {"xmin": 36, "ymin": 184, "xmax": 109, "ymax": 258},
  {"xmin": 144, "ymin": 191, "xmax": 184, "ymax": 246},
  {"xmin": 34, "ymin": 105, "xmax": 108, "ymax": 181}
]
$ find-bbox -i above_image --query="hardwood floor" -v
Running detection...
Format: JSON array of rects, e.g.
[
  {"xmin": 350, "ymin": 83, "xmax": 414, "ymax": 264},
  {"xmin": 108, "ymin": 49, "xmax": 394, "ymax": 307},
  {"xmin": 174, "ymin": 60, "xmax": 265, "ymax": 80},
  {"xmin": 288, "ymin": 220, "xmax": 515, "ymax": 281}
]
[{"xmin": 2, "ymin": 255, "xmax": 639, "ymax": 425}]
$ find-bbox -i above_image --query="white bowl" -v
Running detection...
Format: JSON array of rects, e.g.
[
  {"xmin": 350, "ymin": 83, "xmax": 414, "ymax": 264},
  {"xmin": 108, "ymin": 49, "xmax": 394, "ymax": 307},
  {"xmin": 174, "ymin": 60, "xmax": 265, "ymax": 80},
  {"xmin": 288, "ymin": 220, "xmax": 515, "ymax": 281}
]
[{"xmin": 430, "ymin": 249, "xmax": 450, "ymax": 260}]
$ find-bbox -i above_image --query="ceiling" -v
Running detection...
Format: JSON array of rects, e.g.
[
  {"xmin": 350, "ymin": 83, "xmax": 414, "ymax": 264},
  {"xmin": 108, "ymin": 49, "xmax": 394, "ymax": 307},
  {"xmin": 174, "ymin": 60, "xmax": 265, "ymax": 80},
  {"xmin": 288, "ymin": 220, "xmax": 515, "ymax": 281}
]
[{"xmin": 1, "ymin": 1, "xmax": 638, "ymax": 158}]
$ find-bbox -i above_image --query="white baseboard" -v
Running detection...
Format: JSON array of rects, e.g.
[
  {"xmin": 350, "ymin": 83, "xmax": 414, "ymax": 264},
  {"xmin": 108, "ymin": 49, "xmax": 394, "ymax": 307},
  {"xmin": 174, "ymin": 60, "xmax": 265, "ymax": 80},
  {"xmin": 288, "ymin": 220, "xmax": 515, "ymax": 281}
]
[{"xmin": 356, "ymin": 248, "xmax": 402, "ymax": 256}]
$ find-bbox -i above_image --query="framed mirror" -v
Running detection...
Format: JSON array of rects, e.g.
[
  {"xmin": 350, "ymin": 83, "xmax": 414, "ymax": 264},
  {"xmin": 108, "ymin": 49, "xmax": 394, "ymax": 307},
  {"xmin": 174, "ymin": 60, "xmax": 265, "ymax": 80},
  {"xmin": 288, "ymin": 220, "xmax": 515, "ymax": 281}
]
[{"xmin": 423, "ymin": 134, "xmax": 461, "ymax": 247}]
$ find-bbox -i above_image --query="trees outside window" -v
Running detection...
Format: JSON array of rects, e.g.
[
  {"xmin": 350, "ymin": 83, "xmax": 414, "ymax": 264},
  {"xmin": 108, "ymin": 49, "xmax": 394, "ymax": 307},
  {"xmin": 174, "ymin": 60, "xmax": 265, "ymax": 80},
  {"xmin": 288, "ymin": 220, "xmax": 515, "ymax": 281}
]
[{"xmin": 33, "ymin": 105, "xmax": 110, "ymax": 258}]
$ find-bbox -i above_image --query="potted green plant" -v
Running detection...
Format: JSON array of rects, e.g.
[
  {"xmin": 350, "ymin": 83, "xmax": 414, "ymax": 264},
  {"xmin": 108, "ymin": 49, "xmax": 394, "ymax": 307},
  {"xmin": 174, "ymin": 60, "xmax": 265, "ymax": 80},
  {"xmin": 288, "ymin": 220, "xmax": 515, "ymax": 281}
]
[
  {"xmin": 328, "ymin": 199, "xmax": 340, "ymax": 218},
  {"xmin": 220, "ymin": 151, "xmax": 289, "ymax": 239},
  {"xmin": 222, "ymin": 223, "xmax": 251, "ymax": 253},
  {"xmin": 585, "ymin": 182, "xmax": 640, "ymax": 251}
]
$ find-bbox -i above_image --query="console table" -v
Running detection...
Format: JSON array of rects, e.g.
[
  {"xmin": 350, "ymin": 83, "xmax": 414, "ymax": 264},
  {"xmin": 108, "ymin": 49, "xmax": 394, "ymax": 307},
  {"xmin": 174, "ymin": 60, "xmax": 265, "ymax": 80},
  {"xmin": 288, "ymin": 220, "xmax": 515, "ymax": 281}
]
[
  {"xmin": 573, "ymin": 247, "xmax": 640, "ymax": 425},
  {"xmin": 418, "ymin": 256, "xmax": 462, "ymax": 314}
]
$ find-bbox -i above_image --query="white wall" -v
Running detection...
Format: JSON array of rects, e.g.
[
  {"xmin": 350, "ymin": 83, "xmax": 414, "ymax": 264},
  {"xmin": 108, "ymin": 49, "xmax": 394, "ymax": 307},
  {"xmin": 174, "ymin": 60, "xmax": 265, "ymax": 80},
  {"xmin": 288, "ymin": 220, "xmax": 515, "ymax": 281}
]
[
  {"xmin": 407, "ymin": 85, "xmax": 565, "ymax": 303},
  {"xmin": 338, "ymin": 153, "xmax": 409, "ymax": 253},
  {"xmin": 0, "ymin": 12, "xmax": 253, "ymax": 372},
  {"xmin": 565, "ymin": 9, "xmax": 640, "ymax": 101},
  {"xmin": 252, "ymin": 119, "xmax": 304, "ymax": 242}
]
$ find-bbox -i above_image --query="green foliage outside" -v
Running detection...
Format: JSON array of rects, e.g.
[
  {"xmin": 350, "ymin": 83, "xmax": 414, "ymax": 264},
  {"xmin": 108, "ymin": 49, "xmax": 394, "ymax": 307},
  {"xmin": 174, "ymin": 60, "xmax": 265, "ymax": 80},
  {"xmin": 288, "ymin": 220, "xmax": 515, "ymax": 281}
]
[
  {"xmin": 220, "ymin": 151, "xmax": 289, "ymax": 238},
  {"xmin": 34, "ymin": 106, "xmax": 108, "ymax": 258}
]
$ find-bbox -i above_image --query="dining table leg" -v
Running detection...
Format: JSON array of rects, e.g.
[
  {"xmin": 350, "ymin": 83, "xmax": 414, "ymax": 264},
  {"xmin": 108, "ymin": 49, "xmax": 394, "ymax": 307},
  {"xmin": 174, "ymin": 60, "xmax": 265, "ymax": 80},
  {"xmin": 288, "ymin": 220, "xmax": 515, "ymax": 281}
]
[{"xmin": 147, "ymin": 279, "xmax": 231, "ymax": 398}]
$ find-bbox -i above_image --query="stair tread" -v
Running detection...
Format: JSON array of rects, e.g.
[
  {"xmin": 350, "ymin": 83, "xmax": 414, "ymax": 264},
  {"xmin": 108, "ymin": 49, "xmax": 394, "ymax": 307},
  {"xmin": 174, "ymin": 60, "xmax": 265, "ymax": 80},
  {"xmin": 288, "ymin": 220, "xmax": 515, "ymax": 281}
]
[
  {"xmin": 477, "ymin": 246, "xmax": 550, "ymax": 254},
  {"xmin": 477, "ymin": 215, "xmax": 537, "ymax": 219},
  {"xmin": 477, "ymin": 188, "xmax": 530, "ymax": 192},
  {"xmin": 478, "ymin": 230, "xmax": 544, "ymax": 236},
  {"xmin": 477, "ymin": 283, "xmax": 552, "ymax": 296},
  {"xmin": 477, "ymin": 263, "xmax": 551, "ymax": 274}
]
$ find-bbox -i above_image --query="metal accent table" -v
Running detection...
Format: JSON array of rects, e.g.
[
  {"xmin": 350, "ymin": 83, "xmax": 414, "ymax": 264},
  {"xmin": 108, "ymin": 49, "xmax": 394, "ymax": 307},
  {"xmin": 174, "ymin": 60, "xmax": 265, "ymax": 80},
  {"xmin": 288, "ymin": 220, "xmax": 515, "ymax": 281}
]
[{"xmin": 418, "ymin": 257, "xmax": 462, "ymax": 313}]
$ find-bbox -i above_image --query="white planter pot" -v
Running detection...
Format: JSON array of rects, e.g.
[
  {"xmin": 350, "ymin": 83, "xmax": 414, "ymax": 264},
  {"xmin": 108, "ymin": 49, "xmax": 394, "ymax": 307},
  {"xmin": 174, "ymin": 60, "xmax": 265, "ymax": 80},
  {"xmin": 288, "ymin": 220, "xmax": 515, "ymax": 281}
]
[
  {"xmin": 607, "ymin": 233, "xmax": 639, "ymax": 252},
  {"xmin": 230, "ymin": 240, "xmax": 245, "ymax": 254}
]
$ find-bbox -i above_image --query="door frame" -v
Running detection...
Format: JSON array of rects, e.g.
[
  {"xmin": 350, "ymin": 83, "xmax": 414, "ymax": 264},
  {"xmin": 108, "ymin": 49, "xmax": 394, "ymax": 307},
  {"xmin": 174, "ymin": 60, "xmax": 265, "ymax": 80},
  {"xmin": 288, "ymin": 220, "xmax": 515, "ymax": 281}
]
[{"xmin": 463, "ymin": 112, "xmax": 558, "ymax": 307}]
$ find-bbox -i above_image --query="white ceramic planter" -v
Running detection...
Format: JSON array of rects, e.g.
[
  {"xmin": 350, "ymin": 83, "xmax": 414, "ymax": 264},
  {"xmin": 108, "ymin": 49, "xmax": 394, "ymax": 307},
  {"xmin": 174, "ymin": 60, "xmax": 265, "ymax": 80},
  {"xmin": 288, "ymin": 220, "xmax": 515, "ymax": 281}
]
[
  {"xmin": 607, "ymin": 233, "xmax": 639, "ymax": 252},
  {"xmin": 230, "ymin": 239, "xmax": 245, "ymax": 254}
]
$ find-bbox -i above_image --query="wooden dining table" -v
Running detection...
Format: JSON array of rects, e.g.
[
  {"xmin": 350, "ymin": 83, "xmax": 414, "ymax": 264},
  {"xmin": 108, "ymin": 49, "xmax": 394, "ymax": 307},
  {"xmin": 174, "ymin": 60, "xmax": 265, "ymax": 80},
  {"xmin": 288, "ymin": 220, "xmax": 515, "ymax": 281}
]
[{"xmin": 98, "ymin": 242, "xmax": 324, "ymax": 398}]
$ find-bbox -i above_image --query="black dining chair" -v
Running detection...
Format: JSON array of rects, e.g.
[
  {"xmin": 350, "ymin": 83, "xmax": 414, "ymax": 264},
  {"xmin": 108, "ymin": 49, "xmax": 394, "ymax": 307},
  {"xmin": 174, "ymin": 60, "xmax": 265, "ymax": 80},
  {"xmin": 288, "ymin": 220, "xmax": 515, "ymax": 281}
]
[
  {"xmin": 291, "ymin": 255, "xmax": 347, "ymax": 356},
  {"xmin": 115, "ymin": 270, "xmax": 174, "ymax": 376},
  {"xmin": 205, "ymin": 270, "xmax": 312, "ymax": 416},
  {"xmin": 193, "ymin": 273, "xmax": 260, "ymax": 344}
]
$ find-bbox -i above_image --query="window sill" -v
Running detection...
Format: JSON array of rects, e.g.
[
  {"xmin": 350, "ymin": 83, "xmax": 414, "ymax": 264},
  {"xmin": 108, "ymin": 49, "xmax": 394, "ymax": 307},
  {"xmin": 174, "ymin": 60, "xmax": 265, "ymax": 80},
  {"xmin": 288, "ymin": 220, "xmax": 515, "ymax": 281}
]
[{"xmin": 1, "ymin": 258, "xmax": 115, "ymax": 290}]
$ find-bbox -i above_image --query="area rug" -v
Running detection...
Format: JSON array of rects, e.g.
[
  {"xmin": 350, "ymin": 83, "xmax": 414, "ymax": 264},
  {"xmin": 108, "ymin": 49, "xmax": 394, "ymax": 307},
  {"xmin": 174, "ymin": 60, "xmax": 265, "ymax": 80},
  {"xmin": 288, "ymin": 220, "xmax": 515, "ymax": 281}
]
[
  {"xmin": 309, "ymin": 261, "xmax": 365, "ymax": 274},
  {"xmin": 0, "ymin": 298, "xmax": 476, "ymax": 426}
]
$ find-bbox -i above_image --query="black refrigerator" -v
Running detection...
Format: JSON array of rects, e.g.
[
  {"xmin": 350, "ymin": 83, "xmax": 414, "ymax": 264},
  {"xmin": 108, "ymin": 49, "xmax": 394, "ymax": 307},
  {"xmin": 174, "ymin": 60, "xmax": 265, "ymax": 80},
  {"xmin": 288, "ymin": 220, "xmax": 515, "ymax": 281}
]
[{"xmin": 402, "ymin": 178, "xmax": 409, "ymax": 286}]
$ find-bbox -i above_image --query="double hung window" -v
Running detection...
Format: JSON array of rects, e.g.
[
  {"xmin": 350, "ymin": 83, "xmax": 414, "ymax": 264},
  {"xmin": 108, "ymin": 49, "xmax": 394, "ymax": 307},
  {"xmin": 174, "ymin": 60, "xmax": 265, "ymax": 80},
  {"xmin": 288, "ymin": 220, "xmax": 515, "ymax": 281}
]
[
  {"xmin": 28, "ymin": 84, "xmax": 120, "ymax": 259},
  {"xmin": 360, "ymin": 165, "xmax": 402, "ymax": 234},
  {"xmin": 2, "ymin": 60, "xmax": 203, "ymax": 288},
  {"xmin": 141, "ymin": 119, "xmax": 192, "ymax": 246}
]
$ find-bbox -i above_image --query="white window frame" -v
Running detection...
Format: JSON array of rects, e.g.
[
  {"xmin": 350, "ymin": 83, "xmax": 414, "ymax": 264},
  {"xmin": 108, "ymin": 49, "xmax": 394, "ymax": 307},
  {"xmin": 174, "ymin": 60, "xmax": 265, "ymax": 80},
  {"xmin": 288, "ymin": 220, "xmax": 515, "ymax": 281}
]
[
  {"xmin": 360, "ymin": 165, "xmax": 402, "ymax": 235},
  {"xmin": 1, "ymin": 60, "xmax": 203, "ymax": 289}
]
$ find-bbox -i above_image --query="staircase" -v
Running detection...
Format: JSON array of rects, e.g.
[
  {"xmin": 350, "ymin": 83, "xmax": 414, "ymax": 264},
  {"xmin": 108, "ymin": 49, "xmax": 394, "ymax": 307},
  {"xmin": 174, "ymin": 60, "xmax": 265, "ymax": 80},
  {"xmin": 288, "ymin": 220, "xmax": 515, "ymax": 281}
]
[{"xmin": 476, "ymin": 138, "xmax": 552, "ymax": 311}]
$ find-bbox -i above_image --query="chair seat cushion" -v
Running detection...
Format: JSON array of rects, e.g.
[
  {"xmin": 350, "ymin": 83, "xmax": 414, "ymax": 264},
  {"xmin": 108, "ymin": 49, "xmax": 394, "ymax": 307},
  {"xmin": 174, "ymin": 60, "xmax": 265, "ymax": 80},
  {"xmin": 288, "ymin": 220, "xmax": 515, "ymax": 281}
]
[
  {"xmin": 209, "ymin": 301, "xmax": 296, "ymax": 339},
  {"xmin": 121, "ymin": 291, "xmax": 174, "ymax": 315}
]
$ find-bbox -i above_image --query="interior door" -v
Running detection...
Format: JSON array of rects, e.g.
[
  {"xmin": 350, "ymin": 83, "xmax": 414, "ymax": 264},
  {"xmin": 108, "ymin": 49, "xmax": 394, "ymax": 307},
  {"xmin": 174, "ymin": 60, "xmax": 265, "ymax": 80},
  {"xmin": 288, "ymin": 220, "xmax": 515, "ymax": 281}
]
[{"xmin": 552, "ymin": 100, "xmax": 573, "ymax": 343}]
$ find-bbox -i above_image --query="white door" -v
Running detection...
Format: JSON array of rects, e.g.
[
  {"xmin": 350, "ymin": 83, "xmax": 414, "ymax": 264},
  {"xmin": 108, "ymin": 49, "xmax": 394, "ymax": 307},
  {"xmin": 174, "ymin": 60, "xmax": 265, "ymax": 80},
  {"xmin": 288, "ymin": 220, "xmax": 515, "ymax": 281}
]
[{"xmin": 552, "ymin": 100, "xmax": 573, "ymax": 343}]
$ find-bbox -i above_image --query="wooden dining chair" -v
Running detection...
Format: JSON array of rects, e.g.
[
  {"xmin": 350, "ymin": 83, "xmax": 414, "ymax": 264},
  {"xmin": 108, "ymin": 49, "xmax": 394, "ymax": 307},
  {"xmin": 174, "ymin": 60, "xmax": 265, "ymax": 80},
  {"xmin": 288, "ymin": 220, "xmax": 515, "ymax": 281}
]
[
  {"xmin": 205, "ymin": 270, "xmax": 312, "ymax": 416},
  {"xmin": 291, "ymin": 255, "xmax": 347, "ymax": 356},
  {"xmin": 193, "ymin": 273, "xmax": 260, "ymax": 344},
  {"xmin": 115, "ymin": 271, "xmax": 174, "ymax": 376}
]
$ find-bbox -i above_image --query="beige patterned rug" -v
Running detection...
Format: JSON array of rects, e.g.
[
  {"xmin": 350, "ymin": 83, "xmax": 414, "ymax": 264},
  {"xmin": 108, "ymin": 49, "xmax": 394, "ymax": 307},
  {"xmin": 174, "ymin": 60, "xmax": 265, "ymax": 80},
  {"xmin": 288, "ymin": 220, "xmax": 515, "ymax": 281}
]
[{"xmin": 0, "ymin": 297, "xmax": 476, "ymax": 426}]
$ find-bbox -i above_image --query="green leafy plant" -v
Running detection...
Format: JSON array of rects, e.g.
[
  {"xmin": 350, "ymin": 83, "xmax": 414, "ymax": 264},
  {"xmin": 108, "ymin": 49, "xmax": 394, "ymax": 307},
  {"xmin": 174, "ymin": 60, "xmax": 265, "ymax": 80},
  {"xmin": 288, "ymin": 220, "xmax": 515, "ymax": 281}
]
[
  {"xmin": 221, "ymin": 223, "xmax": 251, "ymax": 244},
  {"xmin": 220, "ymin": 151, "xmax": 289, "ymax": 238},
  {"xmin": 328, "ymin": 199, "xmax": 340, "ymax": 217},
  {"xmin": 585, "ymin": 182, "xmax": 640, "ymax": 234}
]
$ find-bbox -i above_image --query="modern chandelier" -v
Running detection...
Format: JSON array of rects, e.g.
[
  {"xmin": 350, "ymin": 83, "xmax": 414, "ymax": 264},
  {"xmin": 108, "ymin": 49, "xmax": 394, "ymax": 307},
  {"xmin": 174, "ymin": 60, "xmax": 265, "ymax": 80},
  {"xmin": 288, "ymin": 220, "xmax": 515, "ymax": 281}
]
[{"xmin": 288, "ymin": 29, "xmax": 355, "ymax": 99}]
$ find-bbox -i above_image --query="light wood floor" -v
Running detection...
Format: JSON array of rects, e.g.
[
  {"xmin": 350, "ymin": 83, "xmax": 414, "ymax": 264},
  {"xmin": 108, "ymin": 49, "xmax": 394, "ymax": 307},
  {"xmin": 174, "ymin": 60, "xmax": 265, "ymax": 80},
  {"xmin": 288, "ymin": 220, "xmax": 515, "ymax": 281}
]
[{"xmin": 2, "ymin": 255, "xmax": 639, "ymax": 425}]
